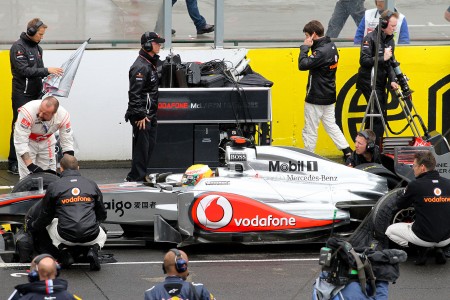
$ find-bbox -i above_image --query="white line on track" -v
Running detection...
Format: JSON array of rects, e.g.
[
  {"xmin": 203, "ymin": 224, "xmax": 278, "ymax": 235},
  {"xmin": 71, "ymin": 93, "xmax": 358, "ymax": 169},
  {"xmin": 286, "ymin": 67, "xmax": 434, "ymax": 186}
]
[{"xmin": 0, "ymin": 258, "xmax": 318, "ymax": 269}]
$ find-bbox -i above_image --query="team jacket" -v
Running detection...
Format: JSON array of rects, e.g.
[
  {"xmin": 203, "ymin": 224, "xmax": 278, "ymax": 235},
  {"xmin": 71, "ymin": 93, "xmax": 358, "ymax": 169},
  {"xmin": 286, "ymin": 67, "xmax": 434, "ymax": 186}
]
[
  {"xmin": 354, "ymin": 8, "xmax": 409, "ymax": 45},
  {"xmin": 32, "ymin": 169, "xmax": 107, "ymax": 243},
  {"xmin": 10, "ymin": 32, "xmax": 49, "ymax": 99},
  {"xmin": 125, "ymin": 49, "xmax": 160, "ymax": 124},
  {"xmin": 356, "ymin": 27, "xmax": 397, "ymax": 91},
  {"xmin": 144, "ymin": 276, "xmax": 215, "ymax": 300},
  {"xmin": 298, "ymin": 36, "xmax": 339, "ymax": 105},
  {"xmin": 345, "ymin": 145, "xmax": 382, "ymax": 167},
  {"xmin": 14, "ymin": 100, "xmax": 74, "ymax": 157},
  {"xmin": 8, "ymin": 279, "xmax": 80, "ymax": 300},
  {"xmin": 396, "ymin": 170, "xmax": 450, "ymax": 243}
]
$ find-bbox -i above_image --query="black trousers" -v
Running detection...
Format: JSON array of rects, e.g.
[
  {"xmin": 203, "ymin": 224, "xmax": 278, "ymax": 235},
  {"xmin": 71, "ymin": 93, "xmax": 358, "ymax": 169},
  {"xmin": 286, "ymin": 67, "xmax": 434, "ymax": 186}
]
[
  {"xmin": 359, "ymin": 85, "xmax": 387, "ymax": 146},
  {"xmin": 9, "ymin": 94, "xmax": 38, "ymax": 165},
  {"xmin": 127, "ymin": 120, "xmax": 157, "ymax": 181}
]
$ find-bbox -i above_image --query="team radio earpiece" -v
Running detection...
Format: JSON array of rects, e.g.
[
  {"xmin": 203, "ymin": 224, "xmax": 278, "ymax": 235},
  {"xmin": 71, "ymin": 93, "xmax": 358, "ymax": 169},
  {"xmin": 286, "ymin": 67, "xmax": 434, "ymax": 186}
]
[
  {"xmin": 28, "ymin": 254, "xmax": 61, "ymax": 282},
  {"xmin": 27, "ymin": 20, "xmax": 44, "ymax": 37},
  {"xmin": 358, "ymin": 130, "xmax": 375, "ymax": 152},
  {"xmin": 381, "ymin": 11, "xmax": 394, "ymax": 29},
  {"xmin": 143, "ymin": 31, "xmax": 154, "ymax": 52},
  {"xmin": 162, "ymin": 248, "xmax": 188, "ymax": 274}
]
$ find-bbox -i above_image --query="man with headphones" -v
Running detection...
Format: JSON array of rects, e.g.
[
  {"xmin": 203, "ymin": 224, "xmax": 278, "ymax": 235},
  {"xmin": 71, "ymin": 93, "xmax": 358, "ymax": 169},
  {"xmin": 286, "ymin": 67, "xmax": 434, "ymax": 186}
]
[
  {"xmin": 8, "ymin": 18, "xmax": 63, "ymax": 175},
  {"xmin": 8, "ymin": 254, "xmax": 81, "ymax": 300},
  {"xmin": 124, "ymin": 31, "xmax": 165, "ymax": 182},
  {"xmin": 356, "ymin": 10, "xmax": 400, "ymax": 145},
  {"xmin": 346, "ymin": 129, "xmax": 382, "ymax": 167},
  {"xmin": 144, "ymin": 249, "xmax": 215, "ymax": 300}
]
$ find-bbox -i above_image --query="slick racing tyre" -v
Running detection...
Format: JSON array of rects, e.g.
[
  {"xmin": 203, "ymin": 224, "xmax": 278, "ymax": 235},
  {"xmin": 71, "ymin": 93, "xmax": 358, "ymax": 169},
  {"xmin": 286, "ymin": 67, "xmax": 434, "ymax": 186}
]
[
  {"xmin": 12, "ymin": 173, "xmax": 59, "ymax": 193},
  {"xmin": 355, "ymin": 163, "xmax": 402, "ymax": 190},
  {"xmin": 348, "ymin": 208, "xmax": 375, "ymax": 249},
  {"xmin": 371, "ymin": 188, "xmax": 406, "ymax": 249}
]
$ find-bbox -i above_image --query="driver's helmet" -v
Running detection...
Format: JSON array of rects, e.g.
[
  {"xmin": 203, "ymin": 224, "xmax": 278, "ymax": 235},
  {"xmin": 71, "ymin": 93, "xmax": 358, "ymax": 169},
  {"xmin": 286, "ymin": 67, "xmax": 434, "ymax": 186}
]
[{"xmin": 181, "ymin": 164, "xmax": 213, "ymax": 186}]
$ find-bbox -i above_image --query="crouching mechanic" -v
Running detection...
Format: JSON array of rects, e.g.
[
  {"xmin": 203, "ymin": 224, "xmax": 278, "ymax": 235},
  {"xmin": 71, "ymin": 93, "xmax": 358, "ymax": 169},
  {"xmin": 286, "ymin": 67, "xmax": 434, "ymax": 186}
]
[
  {"xmin": 144, "ymin": 249, "xmax": 215, "ymax": 300},
  {"xmin": 346, "ymin": 129, "xmax": 382, "ymax": 167},
  {"xmin": 386, "ymin": 151, "xmax": 450, "ymax": 265},
  {"xmin": 14, "ymin": 96, "xmax": 74, "ymax": 179},
  {"xmin": 8, "ymin": 253, "xmax": 81, "ymax": 300},
  {"xmin": 30, "ymin": 155, "xmax": 107, "ymax": 271}
]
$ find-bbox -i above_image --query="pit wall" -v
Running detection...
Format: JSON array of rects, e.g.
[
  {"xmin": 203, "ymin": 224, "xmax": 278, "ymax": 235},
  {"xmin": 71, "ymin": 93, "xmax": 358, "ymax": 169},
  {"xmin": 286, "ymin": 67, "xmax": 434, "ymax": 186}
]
[{"xmin": 0, "ymin": 46, "xmax": 449, "ymax": 161}]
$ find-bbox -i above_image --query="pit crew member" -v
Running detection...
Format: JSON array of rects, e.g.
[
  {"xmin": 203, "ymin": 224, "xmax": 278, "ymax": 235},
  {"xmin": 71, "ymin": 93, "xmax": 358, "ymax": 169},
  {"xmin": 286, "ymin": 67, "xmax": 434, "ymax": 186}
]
[
  {"xmin": 386, "ymin": 151, "xmax": 450, "ymax": 265},
  {"xmin": 30, "ymin": 155, "xmax": 107, "ymax": 271},
  {"xmin": 14, "ymin": 96, "xmax": 74, "ymax": 179},
  {"xmin": 144, "ymin": 249, "xmax": 215, "ymax": 300},
  {"xmin": 346, "ymin": 129, "xmax": 382, "ymax": 167}
]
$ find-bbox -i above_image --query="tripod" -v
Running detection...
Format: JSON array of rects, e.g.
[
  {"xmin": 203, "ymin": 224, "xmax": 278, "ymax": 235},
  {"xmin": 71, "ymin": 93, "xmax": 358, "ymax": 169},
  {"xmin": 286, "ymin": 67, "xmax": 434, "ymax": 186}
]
[{"xmin": 359, "ymin": 18, "xmax": 389, "ymax": 139}]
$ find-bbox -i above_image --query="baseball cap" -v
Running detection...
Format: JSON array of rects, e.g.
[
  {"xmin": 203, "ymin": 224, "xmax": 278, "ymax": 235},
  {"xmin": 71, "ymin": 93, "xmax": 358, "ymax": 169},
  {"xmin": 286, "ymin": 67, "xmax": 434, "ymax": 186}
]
[{"xmin": 141, "ymin": 32, "xmax": 165, "ymax": 45}]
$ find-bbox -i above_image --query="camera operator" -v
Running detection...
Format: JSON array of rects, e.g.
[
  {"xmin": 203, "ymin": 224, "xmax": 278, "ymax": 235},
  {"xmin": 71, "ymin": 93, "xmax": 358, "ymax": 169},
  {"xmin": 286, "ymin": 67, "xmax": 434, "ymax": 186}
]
[{"xmin": 356, "ymin": 10, "xmax": 399, "ymax": 146}]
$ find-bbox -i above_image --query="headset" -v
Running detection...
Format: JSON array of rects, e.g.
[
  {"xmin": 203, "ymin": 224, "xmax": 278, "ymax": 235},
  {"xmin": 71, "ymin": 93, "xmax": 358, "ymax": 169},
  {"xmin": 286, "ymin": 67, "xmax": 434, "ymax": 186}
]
[
  {"xmin": 162, "ymin": 248, "xmax": 188, "ymax": 274},
  {"xmin": 380, "ymin": 11, "xmax": 394, "ymax": 29},
  {"xmin": 142, "ymin": 31, "xmax": 154, "ymax": 52},
  {"xmin": 28, "ymin": 254, "xmax": 61, "ymax": 282},
  {"xmin": 358, "ymin": 130, "xmax": 375, "ymax": 152},
  {"xmin": 27, "ymin": 20, "xmax": 44, "ymax": 37}
]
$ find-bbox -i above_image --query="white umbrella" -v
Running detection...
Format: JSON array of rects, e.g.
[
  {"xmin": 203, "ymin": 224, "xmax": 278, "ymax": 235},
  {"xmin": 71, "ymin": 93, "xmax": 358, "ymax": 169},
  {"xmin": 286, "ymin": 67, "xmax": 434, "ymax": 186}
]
[{"xmin": 43, "ymin": 38, "xmax": 90, "ymax": 97}]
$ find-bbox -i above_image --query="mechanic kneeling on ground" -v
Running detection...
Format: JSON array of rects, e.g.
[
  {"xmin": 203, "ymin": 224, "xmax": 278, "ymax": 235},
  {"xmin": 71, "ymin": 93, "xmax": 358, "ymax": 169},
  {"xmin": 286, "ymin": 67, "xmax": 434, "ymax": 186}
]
[
  {"xmin": 385, "ymin": 150, "xmax": 450, "ymax": 265},
  {"xmin": 14, "ymin": 96, "xmax": 74, "ymax": 179},
  {"xmin": 144, "ymin": 249, "xmax": 215, "ymax": 300},
  {"xmin": 346, "ymin": 129, "xmax": 382, "ymax": 167},
  {"xmin": 8, "ymin": 253, "xmax": 81, "ymax": 300},
  {"xmin": 29, "ymin": 154, "xmax": 107, "ymax": 271}
]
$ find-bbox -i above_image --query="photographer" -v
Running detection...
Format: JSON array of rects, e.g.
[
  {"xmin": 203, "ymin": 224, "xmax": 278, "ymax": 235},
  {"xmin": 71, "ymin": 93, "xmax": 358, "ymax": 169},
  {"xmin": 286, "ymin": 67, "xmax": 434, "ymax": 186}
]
[{"xmin": 356, "ymin": 10, "xmax": 399, "ymax": 145}]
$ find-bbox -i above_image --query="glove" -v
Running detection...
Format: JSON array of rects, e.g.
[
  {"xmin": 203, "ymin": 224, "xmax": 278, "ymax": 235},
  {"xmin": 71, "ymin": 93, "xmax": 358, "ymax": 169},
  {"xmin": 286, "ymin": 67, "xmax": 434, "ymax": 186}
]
[
  {"xmin": 63, "ymin": 150, "xmax": 74, "ymax": 156},
  {"xmin": 27, "ymin": 163, "xmax": 44, "ymax": 174}
]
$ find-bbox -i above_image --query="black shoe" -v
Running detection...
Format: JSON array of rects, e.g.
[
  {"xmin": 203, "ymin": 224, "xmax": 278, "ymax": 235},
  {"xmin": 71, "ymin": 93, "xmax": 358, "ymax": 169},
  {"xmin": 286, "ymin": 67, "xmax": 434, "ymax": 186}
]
[
  {"xmin": 172, "ymin": 29, "xmax": 176, "ymax": 35},
  {"xmin": 7, "ymin": 163, "xmax": 19, "ymax": 175},
  {"xmin": 87, "ymin": 244, "xmax": 101, "ymax": 271},
  {"xmin": 59, "ymin": 248, "xmax": 75, "ymax": 267},
  {"xmin": 414, "ymin": 247, "xmax": 431, "ymax": 265},
  {"xmin": 197, "ymin": 24, "xmax": 214, "ymax": 34},
  {"xmin": 435, "ymin": 248, "xmax": 447, "ymax": 265}
]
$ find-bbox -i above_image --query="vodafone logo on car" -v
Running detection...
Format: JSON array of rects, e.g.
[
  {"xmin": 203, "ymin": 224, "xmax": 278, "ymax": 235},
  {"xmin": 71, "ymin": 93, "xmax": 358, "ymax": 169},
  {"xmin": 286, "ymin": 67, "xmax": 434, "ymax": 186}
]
[{"xmin": 192, "ymin": 192, "xmax": 334, "ymax": 232}]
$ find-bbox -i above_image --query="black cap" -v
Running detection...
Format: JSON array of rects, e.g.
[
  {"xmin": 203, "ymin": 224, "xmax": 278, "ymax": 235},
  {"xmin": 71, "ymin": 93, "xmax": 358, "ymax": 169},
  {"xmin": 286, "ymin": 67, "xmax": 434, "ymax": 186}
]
[{"xmin": 141, "ymin": 32, "xmax": 165, "ymax": 45}]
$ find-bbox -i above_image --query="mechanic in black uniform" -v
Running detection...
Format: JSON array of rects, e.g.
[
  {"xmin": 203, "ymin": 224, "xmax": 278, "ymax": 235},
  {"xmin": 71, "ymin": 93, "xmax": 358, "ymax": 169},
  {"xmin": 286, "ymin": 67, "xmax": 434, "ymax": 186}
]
[
  {"xmin": 356, "ymin": 10, "xmax": 399, "ymax": 146},
  {"xmin": 346, "ymin": 129, "xmax": 382, "ymax": 167},
  {"xmin": 8, "ymin": 254, "xmax": 81, "ymax": 300},
  {"xmin": 386, "ymin": 151, "xmax": 450, "ymax": 265},
  {"xmin": 124, "ymin": 31, "xmax": 165, "ymax": 182},
  {"xmin": 8, "ymin": 18, "xmax": 63, "ymax": 175},
  {"xmin": 30, "ymin": 155, "xmax": 107, "ymax": 271},
  {"xmin": 144, "ymin": 249, "xmax": 215, "ymax": 300}
]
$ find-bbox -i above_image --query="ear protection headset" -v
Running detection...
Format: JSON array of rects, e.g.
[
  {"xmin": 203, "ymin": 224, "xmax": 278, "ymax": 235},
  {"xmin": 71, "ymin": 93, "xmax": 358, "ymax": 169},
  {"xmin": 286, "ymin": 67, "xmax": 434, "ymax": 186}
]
[
  {"xmin": 28, "ymin": 254, "xmax": 61, "ymax": 282},
  {"xmin": 142, "ymin": 31, "xmax": 154, "ymax": 52},
  {"xmin": 27, "ymin": 20, "xmax": 44, "ymax": 37},
  {"xmin": 358, "ymin": 130, "xmax": 375, "ymax": 152},
  {"xmin": 162, "ymin": 248, "xmax": 188, "ymax": 274},
  {"xmin": 380, "ymin": 11, "xmax": 394, "ymax": 29}
]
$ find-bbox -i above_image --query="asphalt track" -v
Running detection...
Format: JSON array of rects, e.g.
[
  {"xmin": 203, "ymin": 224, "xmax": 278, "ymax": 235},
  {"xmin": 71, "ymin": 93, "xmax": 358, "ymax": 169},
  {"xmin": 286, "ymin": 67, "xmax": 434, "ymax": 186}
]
[
  {"xmin": 1, "ymin": 1, "xmax": 450, "ymax": 299},
  {"xmin": 2, "ymin": 169, "xmax": 450, "ymax": 299}
]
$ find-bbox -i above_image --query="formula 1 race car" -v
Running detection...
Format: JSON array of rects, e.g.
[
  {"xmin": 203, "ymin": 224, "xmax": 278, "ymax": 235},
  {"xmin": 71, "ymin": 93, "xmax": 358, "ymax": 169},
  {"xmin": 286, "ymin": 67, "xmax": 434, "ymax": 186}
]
[{"xmin": 1, "ymin": 134, "xmax": 448, "ymax": 261}]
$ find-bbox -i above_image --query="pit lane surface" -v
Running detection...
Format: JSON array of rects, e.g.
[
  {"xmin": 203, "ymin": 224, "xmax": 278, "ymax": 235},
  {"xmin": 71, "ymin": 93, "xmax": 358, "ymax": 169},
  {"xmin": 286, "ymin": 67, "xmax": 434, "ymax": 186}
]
[{"xmin": 2, "ymin": 169, "xmax": 450, "ymax": 299}]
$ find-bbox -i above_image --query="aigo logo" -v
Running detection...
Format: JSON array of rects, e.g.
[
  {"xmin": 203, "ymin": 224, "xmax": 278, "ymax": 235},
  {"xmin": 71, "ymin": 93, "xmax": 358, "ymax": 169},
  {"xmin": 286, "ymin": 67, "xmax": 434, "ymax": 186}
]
[
  {"xmin": 195, "ymin": 195, "xmax": 233, "ymax": 229},
  {"xmin": 191, "ymin": 192, "xmax": 335, "ymax": 232}
]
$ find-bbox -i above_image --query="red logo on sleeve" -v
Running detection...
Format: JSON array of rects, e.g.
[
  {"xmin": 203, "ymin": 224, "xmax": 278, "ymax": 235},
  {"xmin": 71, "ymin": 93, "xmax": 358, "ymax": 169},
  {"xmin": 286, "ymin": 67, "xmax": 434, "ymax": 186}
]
[{"xmin": 20, "ymin": 118, "xmax": 31, "ymax": 128}]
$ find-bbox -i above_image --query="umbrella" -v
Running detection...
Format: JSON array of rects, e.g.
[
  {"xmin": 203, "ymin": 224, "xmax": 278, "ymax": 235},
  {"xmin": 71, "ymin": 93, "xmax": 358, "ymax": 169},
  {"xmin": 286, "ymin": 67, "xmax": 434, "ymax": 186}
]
[{"xmin": 43, "ymin": 38, "xmax": 90, "ymax": 98}]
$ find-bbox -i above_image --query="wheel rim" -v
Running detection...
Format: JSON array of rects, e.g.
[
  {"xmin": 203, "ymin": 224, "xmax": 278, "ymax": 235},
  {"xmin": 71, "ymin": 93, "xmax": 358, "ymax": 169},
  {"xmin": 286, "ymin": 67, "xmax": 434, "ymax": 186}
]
[{"xmin": 392, "ymin": 208, "xmax": 415, "ymax": 224}]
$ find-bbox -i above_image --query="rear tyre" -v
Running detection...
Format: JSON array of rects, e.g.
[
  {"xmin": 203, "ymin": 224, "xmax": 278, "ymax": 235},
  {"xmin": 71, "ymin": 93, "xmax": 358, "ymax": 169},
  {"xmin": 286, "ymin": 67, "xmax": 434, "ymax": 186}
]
[{"xmin": 12, "ymin": 173, "xmax": 59, "ymax": 193}]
